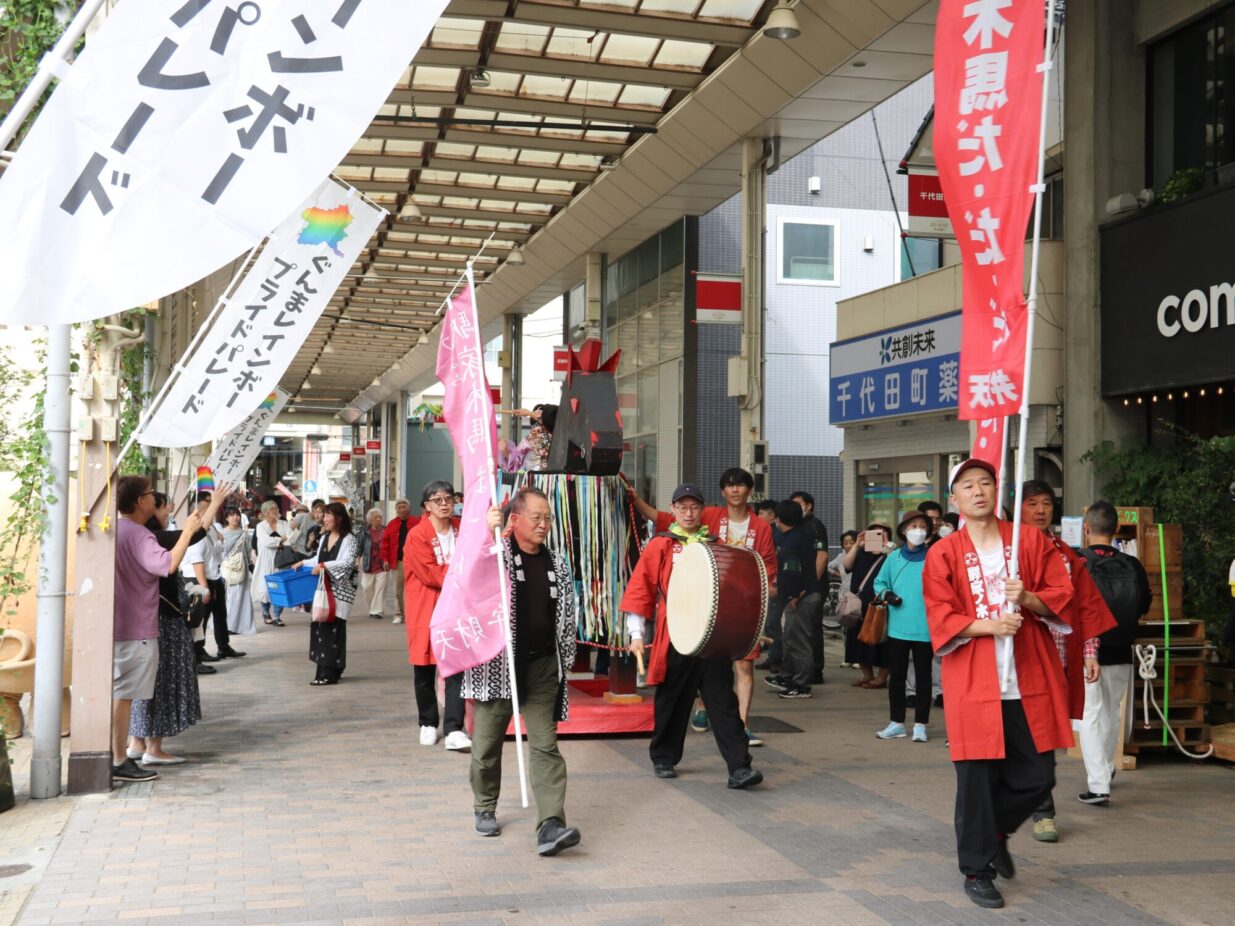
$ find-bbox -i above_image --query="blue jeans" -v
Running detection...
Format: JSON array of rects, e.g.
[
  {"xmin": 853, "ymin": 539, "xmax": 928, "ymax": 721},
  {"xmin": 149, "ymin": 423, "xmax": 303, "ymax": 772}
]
[{"xmin": 261, "ymin": 600, "xmax": 283, "ymax": 621}]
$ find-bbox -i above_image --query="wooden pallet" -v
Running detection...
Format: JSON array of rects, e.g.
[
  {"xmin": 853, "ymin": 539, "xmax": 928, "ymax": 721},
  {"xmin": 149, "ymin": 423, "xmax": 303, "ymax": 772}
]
[
  {"xmin": 1211, "ymin": 722, "xmax": 1235, "ymax": 763},
  {"xmin": 1126, "ymin": 720, "xmax": 1211, "ymax": 753},
  {"xmin": 1206, "ymin": 664, "xmax": 1235, "ymax": 725}
]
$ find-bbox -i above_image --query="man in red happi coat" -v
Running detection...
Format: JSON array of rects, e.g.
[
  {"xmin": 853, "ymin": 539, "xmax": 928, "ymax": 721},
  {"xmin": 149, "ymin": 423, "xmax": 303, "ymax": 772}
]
[
  {"xmin": 1020, "ymin": 480, "xmax": 1116, "ymax": 843},
  {"xmin": 403, "ymin": 480, "xmax": 469, "ymax": 752},
  {"xmin": 621, "ymin": 484, "xmax": 763, "ymax": 789},
  {"xmin": 922, "ymin": 459, "xmax": 1074, "ymax": 909},
  {"xmin": 629, "ymin": 467, "xmax": 776, "ymax": 741}
]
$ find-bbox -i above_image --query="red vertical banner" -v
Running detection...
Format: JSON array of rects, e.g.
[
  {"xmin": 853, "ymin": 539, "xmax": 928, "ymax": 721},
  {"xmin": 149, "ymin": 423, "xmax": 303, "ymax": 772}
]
[{"xmin": 934, "ymin": 0, "xmax": 1046, "ymax": 423}]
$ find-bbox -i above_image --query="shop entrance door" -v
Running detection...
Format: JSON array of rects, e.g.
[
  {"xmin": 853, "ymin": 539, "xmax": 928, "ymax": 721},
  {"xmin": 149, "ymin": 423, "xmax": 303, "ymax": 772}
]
[{"xmin": 862, "ymin": 474, "xmax": 896, "ymax": 529}]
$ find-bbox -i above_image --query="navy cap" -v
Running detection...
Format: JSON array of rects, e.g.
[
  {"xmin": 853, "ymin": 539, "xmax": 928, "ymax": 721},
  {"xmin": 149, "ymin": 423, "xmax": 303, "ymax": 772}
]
[{"xmin": 671, "ymin": 483, "xmax": 706, "ymax": 504}]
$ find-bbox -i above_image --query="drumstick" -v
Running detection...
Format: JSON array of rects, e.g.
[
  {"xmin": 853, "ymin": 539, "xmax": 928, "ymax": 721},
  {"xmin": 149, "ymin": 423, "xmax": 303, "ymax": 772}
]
[{"xmin": 635, "ymin": 649, "xmax": 646, "ymax": 677}]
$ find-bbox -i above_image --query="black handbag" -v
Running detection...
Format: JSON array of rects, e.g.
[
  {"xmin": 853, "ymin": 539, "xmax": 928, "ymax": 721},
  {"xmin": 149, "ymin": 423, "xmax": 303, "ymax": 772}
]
[{"xmin": 274, "ymin": 545, "xmax": 305, "ymax": 569}]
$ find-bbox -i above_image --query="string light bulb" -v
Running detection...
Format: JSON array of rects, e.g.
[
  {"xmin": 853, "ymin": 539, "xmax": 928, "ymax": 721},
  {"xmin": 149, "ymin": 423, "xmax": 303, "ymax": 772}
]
[
  {"xmin": 1199, "ymin": 388, "xmax": 1206, "ymax": 396},
  {"xmin": 1152, "ymin": 395, "xmax": 1158, "ymax": 403},
  {"xmin": 1137, "ymin": 397, "xmax": 1143, "ymax": 405},
  {"xmin": 1183, "ymin": 390, "xmax": 1189, "ymax": 399}
]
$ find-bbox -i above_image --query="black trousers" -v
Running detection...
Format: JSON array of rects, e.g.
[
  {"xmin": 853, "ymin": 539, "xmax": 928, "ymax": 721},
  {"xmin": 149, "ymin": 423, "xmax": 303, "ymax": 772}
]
[
  {"xmin": 413, "ymin": 664, "xmax": 465, "ymax": 733},
  {"xmin": 887, "ymin": 637, "xmax": 934, "ymax": 725},
  {"xmin": 206, "ymin": 578, "xmax": 230, "ymax": 650},
  {"xmin": 953, "ymin": 699, "xmax": 1056, "ymax": 877},
  {"xmin": 650, "ymin": 646, "xmax": 751, "ymax": 775}
]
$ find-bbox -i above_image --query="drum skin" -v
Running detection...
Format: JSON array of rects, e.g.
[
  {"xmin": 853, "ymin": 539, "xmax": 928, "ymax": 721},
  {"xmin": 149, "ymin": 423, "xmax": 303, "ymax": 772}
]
[{"xmin": 666, "ymin": 542, "xmax": 768, "ymax": 660}]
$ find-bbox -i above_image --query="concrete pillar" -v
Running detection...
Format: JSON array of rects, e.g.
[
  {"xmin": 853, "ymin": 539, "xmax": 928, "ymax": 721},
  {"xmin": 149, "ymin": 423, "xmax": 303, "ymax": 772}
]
[
  {"xmin": 500, "ymin": 314, "xmax": 522, "ymax": 442},
  {"xmin": 1061, "ymin": 0, "xmax": 1143, "ymax": 511},
  {"xmin": 585, "ymin": 253, "xmax": 604, "ymax": 341},
  {"xmin": 738, "ymin": 137, "xmax": 769, "ymax": 475}
]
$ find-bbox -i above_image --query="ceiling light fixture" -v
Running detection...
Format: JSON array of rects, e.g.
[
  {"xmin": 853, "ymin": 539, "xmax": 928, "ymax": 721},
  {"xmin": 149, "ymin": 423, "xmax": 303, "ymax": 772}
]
[
  {"xmin": 322, "ymin": 342, "xmax": 335, "ymax": 354},
  {"xmin": 598, "ymin": 154, "xmax": 619, "ymax": 172},
  {"xmin": 417, "ymin": 331, "xmax": 429, "ymax": 346},
  {"xmin": 507, "ymin": 245, "xmax": 526, "ymax": 266},
  {"xmin": 302, "ymin": 379, "xmax": 312, "ymax": 389},
  {"xmin": 311, "ymin": 364, "xmax": 322, "ymax": 375},
  {"xmin": 763, "ymin": 1, "xmax": 801, "ymax": 40},
  {"xmin": 371, "ymin": 377, "xmax": 382, "ymax": 387},
  {"xmin": 400, "ymin": 201, "xmax": 422, "ymax": 219},
  {"xmin": 470, "ymin": 67, "xmax": 491, "ymax": 88}
]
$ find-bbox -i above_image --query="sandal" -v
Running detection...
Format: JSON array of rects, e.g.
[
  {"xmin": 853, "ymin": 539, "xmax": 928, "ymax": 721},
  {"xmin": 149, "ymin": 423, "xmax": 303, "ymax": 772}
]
[
  {"xmin": 263, "ymin": 618, "xmax": 274, "ymax": 625},
  {"xmin": 852, "ymin": 679, "xmax": 874, "ymax": 687},
  {"xmin": 272, "ymin": 619, "xmax": 286, "ymax": 626}
]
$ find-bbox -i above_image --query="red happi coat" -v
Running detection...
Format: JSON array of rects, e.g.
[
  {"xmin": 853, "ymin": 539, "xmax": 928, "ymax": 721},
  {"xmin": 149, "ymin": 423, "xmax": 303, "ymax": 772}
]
[
  {"xmin": 402, "ymin": 517, "xmax": 459, "ymax": 666},
  {"xmin": 1046, "ymin": 533, "xmax": 1117, "ymax": 719},
  {"xmin": 619, "ymin": 534, "xmax": 689, "ymax": 687},
  {"xmin": 922, "ymin": 521, "xmax": 1075, "ymax": 761}
]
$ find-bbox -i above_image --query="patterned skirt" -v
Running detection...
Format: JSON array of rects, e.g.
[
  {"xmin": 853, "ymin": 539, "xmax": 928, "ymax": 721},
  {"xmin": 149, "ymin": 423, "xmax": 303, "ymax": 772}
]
[
  {"xmin": 130, "ymin": 612, "xmax": 202, "ymax": 738},
  {"xmin": 309, "ymin": 619, "xmax": 347, "ymax": 669}
]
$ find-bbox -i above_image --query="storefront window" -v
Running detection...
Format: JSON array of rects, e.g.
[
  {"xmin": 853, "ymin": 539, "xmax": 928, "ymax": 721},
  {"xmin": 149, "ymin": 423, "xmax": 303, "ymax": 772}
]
[
  {"xmin": 778, "ymin": 219, "xmax": 837, "ymax": 284},
  {"xmin": 859, "ymin": 460, "xmax": 949, "ymax": 532},
  {"xmin": 899, "ymin": 236, "xmax": 943, "ymax": 280},
  {"xmin": 1149, "ymin": 4, "xmax": 1235, "ymax": 188},
  {"xmin": 603, "ymin": 221, "xmax": 687, "ymax": 499}
]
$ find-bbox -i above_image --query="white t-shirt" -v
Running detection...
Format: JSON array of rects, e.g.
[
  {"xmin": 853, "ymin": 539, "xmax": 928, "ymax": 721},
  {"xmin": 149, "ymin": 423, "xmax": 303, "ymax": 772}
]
[
  {"xmin": 976, "ymin": 543, "xmax": 1020, "ymax": 700},
  {"xmin": 726, "ymin": 517, "xmax": 749, "ymax": 547},
  {"xmin": 437, "ymin": 528, "xmax": 456, "ymax": 564},
  {"xmin": 181, "ymin": 526, "xmax": 222, "ymax": 582}
]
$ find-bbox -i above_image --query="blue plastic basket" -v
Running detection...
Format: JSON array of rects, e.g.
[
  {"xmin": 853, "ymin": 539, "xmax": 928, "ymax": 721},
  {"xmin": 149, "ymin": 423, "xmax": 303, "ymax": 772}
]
[{"xmin": 265, "ymin": 567, "xmax": 318, "ymax": 607}]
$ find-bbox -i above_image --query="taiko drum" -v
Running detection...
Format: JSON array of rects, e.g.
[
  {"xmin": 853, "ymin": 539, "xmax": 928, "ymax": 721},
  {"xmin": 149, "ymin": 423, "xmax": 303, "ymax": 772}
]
[{"xmin": 666, "ymin": 542, "xmax": 768, "ymax": 660}]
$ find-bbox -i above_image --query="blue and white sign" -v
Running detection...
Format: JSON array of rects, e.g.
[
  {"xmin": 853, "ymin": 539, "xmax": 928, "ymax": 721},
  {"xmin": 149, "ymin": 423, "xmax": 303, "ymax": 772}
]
[
  {"xmin": 304, "ymin": 480, "xmax": 318, "ymax": 494},
  {"xmin": 829, "ymin": 312, "xmax": 961, "ymax": 424}
]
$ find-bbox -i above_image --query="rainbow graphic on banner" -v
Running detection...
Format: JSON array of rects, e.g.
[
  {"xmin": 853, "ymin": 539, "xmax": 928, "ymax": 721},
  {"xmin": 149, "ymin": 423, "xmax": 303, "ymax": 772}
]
[
  {"xmin": 196, "ymin": 465, "xmax": 215, "ymax": 494},
  {"xmin": 259, "ymin": 392, "xmax": 278, "ymax": 410},
  {"xmin": 298, "ymin": 204, "xmax": 353, "ymax": 257}
]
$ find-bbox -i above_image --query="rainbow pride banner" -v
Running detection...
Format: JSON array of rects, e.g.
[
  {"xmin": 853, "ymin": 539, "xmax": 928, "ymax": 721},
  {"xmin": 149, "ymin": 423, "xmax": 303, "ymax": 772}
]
[{"xmin": 138, "ymin": 178, "xmax": 381, "ymax": 448}]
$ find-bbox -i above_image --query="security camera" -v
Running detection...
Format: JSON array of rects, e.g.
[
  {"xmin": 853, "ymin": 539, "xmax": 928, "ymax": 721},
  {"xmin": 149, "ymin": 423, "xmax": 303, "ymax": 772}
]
[{"xmin": 808, "ymin": 176, "xmax": 821, "ymax": 195}]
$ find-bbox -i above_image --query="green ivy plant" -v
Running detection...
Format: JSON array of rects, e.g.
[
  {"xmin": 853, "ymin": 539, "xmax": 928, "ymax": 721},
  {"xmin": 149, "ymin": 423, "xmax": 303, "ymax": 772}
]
[
  {"xmin": 1158, "ymin": 167, "xmax": 1205, "ymax": 205},
  {"xmin": 0, "ymin": 1, "xmax": 72, "ymax": 141},
  {"xmin": 1082, "ymin": 428, "xmax": 1235, "ymax": 635}
]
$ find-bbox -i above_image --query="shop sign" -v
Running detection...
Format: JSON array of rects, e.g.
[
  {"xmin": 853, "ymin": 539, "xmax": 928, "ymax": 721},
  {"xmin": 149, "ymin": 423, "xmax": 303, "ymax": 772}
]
[
  {"xmin": 829, "ymin": 312, "xmax": 961, "ymax": 424},
  {"xmin": 352, "ymin": 445, "xmax": 366, "ymax": 456},
  {"xmin": 906, "ymin": 173, "xmax": 953, "ymax": 238},
  {"xmin": 1100, "ymin": 184, "xmax": 1235, "ymax": 395},
  {"xmin": 366, "ymin": 439, "xmax": 381, "ymax": 453},
  {"xmin": 339, "ymin": 452, "xmax": 351, "ymax": 463},
  {"xmin": 695, "ymin": 273, "xmax": 742, "ymax": 324}
]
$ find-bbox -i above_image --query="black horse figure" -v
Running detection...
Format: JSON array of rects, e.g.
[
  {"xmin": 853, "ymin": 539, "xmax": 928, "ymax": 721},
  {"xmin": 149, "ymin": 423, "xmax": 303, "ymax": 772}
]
[{"xmin": 546, "ymin": 340, "xmax": 623, "ymax": 475}]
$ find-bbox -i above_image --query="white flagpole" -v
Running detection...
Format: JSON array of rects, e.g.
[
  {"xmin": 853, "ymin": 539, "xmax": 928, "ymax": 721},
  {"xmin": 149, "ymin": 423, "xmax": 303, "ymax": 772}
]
[
  {"xmin": 1003, "ymin": 0, "xmax": 1058, "ymax": 693},
  {"xmin": 996, "ymin": 414, "xmax": 1011, "ymax": 513},
  {"xmin": 464, "ymin": 263, "xmax": 530, "ymax": 808}
]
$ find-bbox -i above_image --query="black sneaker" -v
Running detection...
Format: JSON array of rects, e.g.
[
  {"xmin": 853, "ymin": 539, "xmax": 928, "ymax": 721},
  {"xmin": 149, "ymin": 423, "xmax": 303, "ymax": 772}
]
[
  {"xmin": 474, "ymin": 811, "xmax": 500, "ymax": 837},
  {"xmin": 537, "ymin": 818, "xmax": 581, "ymax": 857},
  {"xmin": 653, "ymin": 764, "xmax": 677, "ymax": 779},
  {"xmin": 777, "ymin": 686, "xmax": 812, "ymax": 699},
  {"xmin": 727, "ymin": 767, "xmax": 764, "ymax": 790},
  {"xmin": 218, "ymin": 647, "xmax": 246, "ymax": 658},
  {"xmin": 112, "ymin": 758, "xmax": 158, "ymax": 782},
  {"xmin": 934, "ymin": 694, "xmax": 944, "ymax": 708},
  {"xmin": 991, "ymin": 838, "xmax": 1016, "ymax": 879},
  {"xmin": 964, "ymin": 876, "xmax": 1004, "ymax": 909},
  {"xmin": 763, "ymin": 675, "xmax": 791, "ymax": 692},
  {"xmin": 1077, "ymin": 791, "xmax": 1110, "ymax": 805}
]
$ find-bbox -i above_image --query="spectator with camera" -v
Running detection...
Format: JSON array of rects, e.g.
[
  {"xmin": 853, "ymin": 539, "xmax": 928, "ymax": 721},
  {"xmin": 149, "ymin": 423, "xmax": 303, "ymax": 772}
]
[{"xmin": 873, "ymin": 512, "xmax": 934, "ymax": 742}]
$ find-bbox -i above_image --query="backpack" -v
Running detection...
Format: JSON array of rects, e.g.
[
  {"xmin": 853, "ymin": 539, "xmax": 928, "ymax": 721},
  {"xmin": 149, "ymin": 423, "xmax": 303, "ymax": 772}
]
[{"xmin": 1081, "ymin": 548, "xmax": 1149, "ymax": 648}]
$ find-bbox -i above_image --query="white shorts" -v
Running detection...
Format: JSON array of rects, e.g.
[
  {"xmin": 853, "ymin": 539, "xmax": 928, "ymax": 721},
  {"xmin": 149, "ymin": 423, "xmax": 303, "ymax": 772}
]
[{"xmin": 113, "ymin": 639, "xmax": 159, "ymax": 700}]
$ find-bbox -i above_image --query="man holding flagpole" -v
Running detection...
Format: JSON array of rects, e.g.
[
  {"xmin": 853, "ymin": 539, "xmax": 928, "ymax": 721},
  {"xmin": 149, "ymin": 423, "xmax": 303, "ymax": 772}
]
[
  {"xmin": 923, "ymin": 458, "xmax": 1073, "ymax": 908},
  {"xmin": 464, "ymin": 490, "xmax": 581, "ymax": 856}
]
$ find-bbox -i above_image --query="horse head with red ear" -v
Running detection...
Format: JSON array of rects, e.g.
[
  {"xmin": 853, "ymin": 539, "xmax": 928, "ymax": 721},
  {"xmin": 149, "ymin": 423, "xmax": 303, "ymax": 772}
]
[{"xmin": 546, "ymin": 339, "xmax": 623, "ymax": 475}]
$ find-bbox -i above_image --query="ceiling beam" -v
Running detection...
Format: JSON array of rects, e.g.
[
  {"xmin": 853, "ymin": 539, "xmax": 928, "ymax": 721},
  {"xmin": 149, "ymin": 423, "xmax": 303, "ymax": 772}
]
[
  {"xmin": 384, "ymin": 87, "xmax": 665, "ymax": 126},
  {"xmin": 443, "ymin": 0, "xmax": 754, "ymax": 47},
  {"xmin": 405, "ymin": 203, "xmax": 551, "ymax": 225},
  {"xmin": 364, "ymin": 121, "xmax": 628, "ymax": 156},
  {"xmin": 410, "ymin": 181, "xmax": 572, "ymax": 205},
  {"xmin": 342, "ymin": 150, "xmax": 597, "ymax": 183},
  {"xmin": 376, "ymin": 240, "xmax": 515, "ymax": 257},
  {"xmin": 412, "ymin": 47, "xmax": 704, "ymax": 91}
]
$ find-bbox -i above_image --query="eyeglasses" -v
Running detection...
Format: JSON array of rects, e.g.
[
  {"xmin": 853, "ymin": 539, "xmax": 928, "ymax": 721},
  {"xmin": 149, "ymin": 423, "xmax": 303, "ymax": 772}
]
[
  {"xmin": 141, "ymin": 490, "xmax": 156, "ymax": 498},
  {"xmin": 426, "ymin": 495, "xmax": 453, "ymax": 506},
  {"xmin": 519, "ymin": 513, "xmax": 553, "ymax": 526}
]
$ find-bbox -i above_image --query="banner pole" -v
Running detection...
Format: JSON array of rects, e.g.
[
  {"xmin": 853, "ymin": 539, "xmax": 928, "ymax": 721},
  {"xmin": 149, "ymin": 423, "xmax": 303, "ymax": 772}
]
[
  {"xmin": 1003, "ymin": 0, "xmax": 1058, "ymax": 692},
  {"xmin": 0, "ymin": 0, "xmax": 108, "ymax": 153},
  {"xmin": 466, "ymin": 263, "xmax": 530, "ymax": 808},
  {"xmin": 995, "ymin": 414, "xmax": 1010, "ymax": 513}
]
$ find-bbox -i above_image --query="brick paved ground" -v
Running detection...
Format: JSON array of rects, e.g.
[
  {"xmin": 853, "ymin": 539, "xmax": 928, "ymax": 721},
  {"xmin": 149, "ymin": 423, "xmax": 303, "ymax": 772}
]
[{"xmin": 4, "ymin": 606, "xmax": 1235, "ymax": 925}]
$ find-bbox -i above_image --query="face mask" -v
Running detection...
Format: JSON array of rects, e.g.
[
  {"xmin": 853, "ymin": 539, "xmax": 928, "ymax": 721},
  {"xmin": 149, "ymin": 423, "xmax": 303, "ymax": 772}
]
[
  {"xmin": 905, "ymin": 528, "xmax": 928, "ymax": 546},
  {"xmin": 453, "ymin": 503, "xmax": 463, "ymax": 516},
  {"xmin": 937, "ymin": 525, "xmax": 954, "ymax": 537}
]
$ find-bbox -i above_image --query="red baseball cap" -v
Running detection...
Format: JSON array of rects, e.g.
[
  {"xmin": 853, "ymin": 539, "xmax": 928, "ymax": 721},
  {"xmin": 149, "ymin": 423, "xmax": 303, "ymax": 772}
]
[{"xmin": 948, "ymin": 457, "xmax": 998, "ymax": 488}]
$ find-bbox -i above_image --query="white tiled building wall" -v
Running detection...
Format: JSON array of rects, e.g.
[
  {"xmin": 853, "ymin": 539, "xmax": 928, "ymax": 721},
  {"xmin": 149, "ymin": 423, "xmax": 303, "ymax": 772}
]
[{"xmin": 764, "ymin": 203, "xmax": 907, "ymax": 458}]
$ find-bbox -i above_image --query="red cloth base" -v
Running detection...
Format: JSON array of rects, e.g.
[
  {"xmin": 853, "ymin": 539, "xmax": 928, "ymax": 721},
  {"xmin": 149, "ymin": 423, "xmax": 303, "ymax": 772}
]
[{"xmin": 503, "ymin": 677, "xmax": 653, "ymax": 736}]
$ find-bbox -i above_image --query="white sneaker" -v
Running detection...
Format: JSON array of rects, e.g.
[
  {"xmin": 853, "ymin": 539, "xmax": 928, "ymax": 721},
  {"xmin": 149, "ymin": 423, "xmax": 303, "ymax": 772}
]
[
  {"xmin": 444, "ymin": 731, "xmax": 472, "ymax": 752},
  {"xmin": 392, "ymin": 616, "xmax": 404, "ymax": 625},
  {"xmin": 912, "ymin": 723, "xmax": 929, "ymax": 743},
  {"xmin": 419, "ymin": 725, "xmax": 439, "ymax": 746},
  {"xmin": 876, "ymin": 721, "xmax": 908, "ymax": 739}
]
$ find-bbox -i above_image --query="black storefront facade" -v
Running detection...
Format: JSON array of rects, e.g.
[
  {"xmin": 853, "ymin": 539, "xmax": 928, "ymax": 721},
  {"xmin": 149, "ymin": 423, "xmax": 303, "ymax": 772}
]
[{"xmin": 1100, "ymin": 182, "xmax": 1235, "ymax": 439}]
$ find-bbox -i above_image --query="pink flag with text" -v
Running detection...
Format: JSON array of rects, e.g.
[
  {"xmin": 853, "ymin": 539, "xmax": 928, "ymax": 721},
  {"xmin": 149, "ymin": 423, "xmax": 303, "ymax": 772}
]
[{"xmin": 428, "ymin": 282, "xmax": 508, "ymax": 676}]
